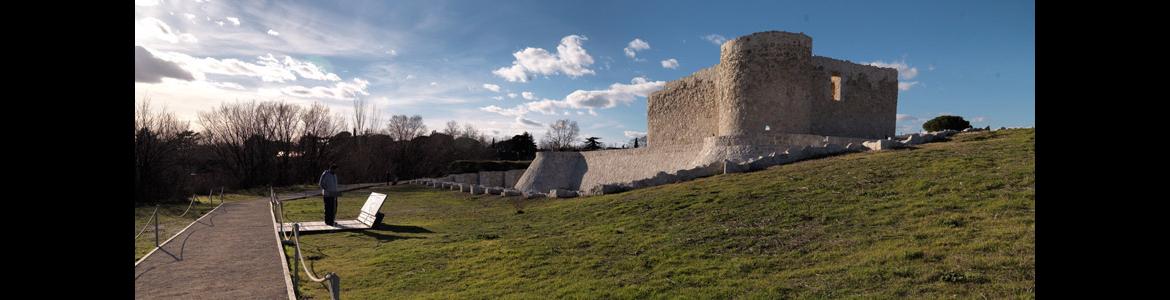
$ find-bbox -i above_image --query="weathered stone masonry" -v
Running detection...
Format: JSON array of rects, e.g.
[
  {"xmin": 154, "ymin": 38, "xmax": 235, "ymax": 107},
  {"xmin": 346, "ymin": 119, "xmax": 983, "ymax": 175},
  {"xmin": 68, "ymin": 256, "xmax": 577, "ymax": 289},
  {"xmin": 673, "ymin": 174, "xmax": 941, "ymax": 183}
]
[{"xmin": 417, "ymin": 31, "xmax": 911, "ymax": 197}]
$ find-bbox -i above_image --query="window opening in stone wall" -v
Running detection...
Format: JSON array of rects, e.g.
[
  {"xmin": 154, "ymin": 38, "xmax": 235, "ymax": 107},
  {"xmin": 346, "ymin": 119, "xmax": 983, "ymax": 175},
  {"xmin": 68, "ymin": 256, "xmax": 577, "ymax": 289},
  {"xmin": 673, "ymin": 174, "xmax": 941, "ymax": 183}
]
[{"xmin": 831, "ymin": 74, "xmax": 842, "ymax": 101}]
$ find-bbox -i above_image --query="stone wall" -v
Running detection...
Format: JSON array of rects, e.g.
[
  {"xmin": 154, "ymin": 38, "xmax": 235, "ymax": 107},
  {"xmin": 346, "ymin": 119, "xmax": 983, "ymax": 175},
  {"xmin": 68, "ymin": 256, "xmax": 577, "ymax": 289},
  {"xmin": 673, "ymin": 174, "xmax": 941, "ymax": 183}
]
[
  {"xmin": 504, "ymin": 169, "xmax": 525, "ymax": 189},
  {"xmin": 478, "ymin": 171, "xmax": 505, "ymax": 187},
  {"xmin": 645, "ymin": 31, "xmax": 897, "ymax": 142},
  {"xmin": 647, "ymin": 67, "xmax": 718, "ymax": 147},
  {"xmin": 808, "ymin": 56, "xmax": 899, "ymax": 139}
]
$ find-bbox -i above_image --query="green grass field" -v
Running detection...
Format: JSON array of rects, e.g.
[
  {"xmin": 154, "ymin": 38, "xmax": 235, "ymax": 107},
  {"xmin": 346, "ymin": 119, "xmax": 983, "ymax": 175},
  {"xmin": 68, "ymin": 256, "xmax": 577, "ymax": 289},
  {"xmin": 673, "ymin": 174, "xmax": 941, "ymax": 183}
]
[{"xmin": 278, "ymin": 129, "xmax": 1035, "ymax": 299}]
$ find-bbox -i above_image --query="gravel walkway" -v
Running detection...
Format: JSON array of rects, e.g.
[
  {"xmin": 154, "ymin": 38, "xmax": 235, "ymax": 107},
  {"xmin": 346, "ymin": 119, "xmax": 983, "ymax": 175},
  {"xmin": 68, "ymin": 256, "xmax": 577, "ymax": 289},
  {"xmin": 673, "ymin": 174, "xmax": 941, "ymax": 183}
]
[{"xmin": 134, "ymin": 183, "xmax": 383, "ymax": 299}]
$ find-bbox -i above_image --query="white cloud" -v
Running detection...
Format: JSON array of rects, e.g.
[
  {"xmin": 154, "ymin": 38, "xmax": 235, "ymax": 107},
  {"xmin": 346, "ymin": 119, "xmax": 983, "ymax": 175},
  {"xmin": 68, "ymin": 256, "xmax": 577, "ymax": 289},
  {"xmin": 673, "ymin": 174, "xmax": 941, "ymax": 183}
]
[
  {"xmin": 516, "ymin": 117, "xmax": 542, "ymax": 126},
  {"xmin": 492, "ymin": 35, "xmax": 595, "ymax": 82},
  {"xmin": 661, "ymin": 58, "xmax": 679, "ymax": 69},
  {"xmin": 216, "ymin": 21, "xmax": 225, "ymax": 27},
  {"xmin": 492, "ymin": 96, "xmax": 504, "ymax": 100},
  {"xmin": 135, "ymin": 17, "xmax": 198, "ymax": 44},
  {"xmin": 973, "ymin": 116, "xmax": 986, "ymax": 123},
  {"xmin": 226, "ymin": 17, "xmax": 240, "ymax": 26},
  {"xmin": 623, "ymin": 131, "xmax": 647, "ymax": 138},
  {"xmin": 184, "ymin": 13, "xmax": 197, "ymax": 22},
  {"xmin": 703, "ymin": 34, "xmax": 727, "ymax": 46},
  {"xmin": 898, "ymin": 82, "xmax": 919, "ymax": 91},
  {"xmin": 267, "ymin": 29, "xmax": 280, "ymax": 36},
  {"xmin": 482, "ymin": 83, "xmax": 501, "ymax": 92},
  {"xmin": 624, "ymin": 38, "xmax": 650, "ymax": 59},
  {"xmin": 896, "ymin": 114, "xmax": 918, "ymax": 122},
  {"xmin": 135, "ymin": 0, "xmax": 159, "ymax": 6},
  {"xmin": 387, "ymin": 49, "xmax": 398, "ymax": 57},
  {"xmin": 866, "ymin": 59, "xmax": 921, "ymax": 91},
  {"xmin": 507, "ymin": 93, "xmax": 517, "ymax": 98},
  {"xmin": 211, "ymin": 81, "xmax": 246, "ymax": 90},
  {"xmin": 145, "ymin": 48, "xmax": 341, "ymax": 83},
  {"xmin": 135, "ymin": 46, "xmax": 195, "ymax": 83},
  {"xmin": 866, "ymin": 60, "xmax": 919, "ymax": 80},
  {"xmin": 280, "ymin": 78, "xmax": 370, "ymax": 100},
  {"xmin": 282, "ymin": 56, "xmax": 342, "ymax": 81},
  {"xmin": 484, "ymin": 77, "xmax": 666, "ymax": 118},
  {"xmin": 430, "ymin": 82, "xmax": 438, "ymax": 86},
  {"xmin": 521, "ymin": 91, "xmax": 536, "ymax": 100}
]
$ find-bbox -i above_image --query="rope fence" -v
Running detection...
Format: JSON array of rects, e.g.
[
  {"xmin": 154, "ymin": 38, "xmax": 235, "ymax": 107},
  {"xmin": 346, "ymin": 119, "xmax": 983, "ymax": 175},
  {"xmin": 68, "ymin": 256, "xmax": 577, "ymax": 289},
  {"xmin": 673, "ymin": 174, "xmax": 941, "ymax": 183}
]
[
  {"xmin": 270, "ymin": 187, "xmax": 341, "ymax": 300},
  {"xmin": 135, "ymin": 187, "xmax": 226, "ymax": 249}
]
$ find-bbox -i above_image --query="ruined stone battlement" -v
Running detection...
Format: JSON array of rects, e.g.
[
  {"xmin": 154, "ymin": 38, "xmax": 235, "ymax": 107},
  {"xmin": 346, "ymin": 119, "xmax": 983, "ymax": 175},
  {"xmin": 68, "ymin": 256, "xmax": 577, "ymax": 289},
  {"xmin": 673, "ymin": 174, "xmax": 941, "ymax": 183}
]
[
  {"xmin": 512, "ymin": 31, "xmax": 901, "ymax": 195},
  {"xmin": 648, "ymin": 31, "xmax": 898, "ymax": 148}
]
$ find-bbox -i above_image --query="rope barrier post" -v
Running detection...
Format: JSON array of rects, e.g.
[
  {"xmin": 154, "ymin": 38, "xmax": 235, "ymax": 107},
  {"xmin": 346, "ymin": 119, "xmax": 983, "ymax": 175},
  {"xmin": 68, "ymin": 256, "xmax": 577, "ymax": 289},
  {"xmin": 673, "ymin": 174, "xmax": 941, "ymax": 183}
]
[
  {"xmin": 327, "ymin": 273, "xmax": 341, "ymax": 300},
  {"xmin": 219, "ymin": 187, "xmax": 224, "ymax": 204},
  {"xmin": 153, "ymin": 205, "xmax": 160, "ymax": 247},
  {"xmin": 292, "ymin": 223, "xmax": 300, "ymax": 288}
]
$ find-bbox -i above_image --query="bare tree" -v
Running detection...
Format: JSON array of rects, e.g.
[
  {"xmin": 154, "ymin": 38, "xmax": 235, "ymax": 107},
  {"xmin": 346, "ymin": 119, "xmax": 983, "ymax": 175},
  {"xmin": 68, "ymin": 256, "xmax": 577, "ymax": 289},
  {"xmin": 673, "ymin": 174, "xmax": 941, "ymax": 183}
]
[
  {"xmin": 301, "ymin": 102, "xmax": 343, "ymax": 138},
  {"xmin": 368, "ymin": 102, "xmax": 383, "ymax": 135},
  {"xmin": 386, "ymin": 115, "xmax": 427, "ymax": 141},
  {"xmin": 443, "ymin": 120, "xmax": 461, "ymax": 136},
  {"xmin": 135, "ymin": 97, "xmax": 197, "ymax": 203},
  {"xmin": 460, "ymin": 123, "xmax": 480, "ymax": 140},
  {"xmin": 541, "ymin": 119, "xmax": 580, "ymax": 151},
  {"xmin": 352, "ymin": 98, "xmax": 367, "ymax": 135}
]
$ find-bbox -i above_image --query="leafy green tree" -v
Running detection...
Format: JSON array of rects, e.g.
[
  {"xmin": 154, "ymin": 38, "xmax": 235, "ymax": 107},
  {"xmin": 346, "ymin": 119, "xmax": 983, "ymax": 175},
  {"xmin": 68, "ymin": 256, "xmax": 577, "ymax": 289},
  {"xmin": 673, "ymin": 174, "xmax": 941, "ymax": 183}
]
[{"xmin": 923, "ymin": 115, "xmax": 972, "ymax": 132}]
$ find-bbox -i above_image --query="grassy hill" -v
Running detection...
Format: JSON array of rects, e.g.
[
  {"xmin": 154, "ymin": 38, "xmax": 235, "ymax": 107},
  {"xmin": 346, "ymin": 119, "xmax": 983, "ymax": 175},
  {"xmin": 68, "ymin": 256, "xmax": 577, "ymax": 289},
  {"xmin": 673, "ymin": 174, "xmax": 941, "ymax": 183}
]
[{"xmin": 280, "ymin": 129, "xmax": 1034, "ymax": 299}]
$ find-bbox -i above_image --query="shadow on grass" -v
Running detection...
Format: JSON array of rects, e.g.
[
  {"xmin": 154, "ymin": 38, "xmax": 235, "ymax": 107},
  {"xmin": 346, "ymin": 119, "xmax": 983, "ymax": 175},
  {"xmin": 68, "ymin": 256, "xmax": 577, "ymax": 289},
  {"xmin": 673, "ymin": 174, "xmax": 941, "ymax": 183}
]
[
  {"xmin": 357, "ymin": 230, "xmax": 428, "ymax": 242},
  {"xmin": 373, "ymin": 223, "xmax": 435, "ymax": 234}
]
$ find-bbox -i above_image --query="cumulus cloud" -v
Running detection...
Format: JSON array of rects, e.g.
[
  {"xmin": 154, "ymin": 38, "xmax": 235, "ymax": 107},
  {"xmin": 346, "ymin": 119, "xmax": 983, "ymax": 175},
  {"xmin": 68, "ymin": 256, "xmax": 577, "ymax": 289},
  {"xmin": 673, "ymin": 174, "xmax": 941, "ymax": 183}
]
[
  {"xmin": 507, "ymin": 93, "xmax": 517, "ymax": 98},
  {"xmin": 226, "ymin": 17, "xmax": 240, "ymax": 26},
  {"xmin": 896, "ymin": 114, "xmax": 918, "ymax": 122},
  {"xmin": 281, "ymin": 56, "xmax": 341, "ymax": 81},
  {"xmin": 703, "ymin": 34, "xmax": 727, "ymax": 46},
  {"xmin": 661, "ymin": 58, "xmax": 679, "ymax": 69},
  {"xmin": 482, "ymin": 83, "xmax": 501, "ymax": 92},
  {"xmin": 866, "ymin": 59, "xmax": 921, "ymax": 91},
  {"xmin": 135, "ymin": 46, "xmax": 195, "ymax": 83},
  {"xmin": 492, "ymin": 35, "xmax": 595, "ymax": 82},
  {"xmin": 280, "ymin": 78, "xmax": 370, "ymax": 100},
  {"xmin": 481, "ymin": 77, "xmax": 664, "ymax": 130},
  {"xmin": 492, "ymin": 96, "xmax": 504, "ymax": 100},
  {"xmin": 267, "ymin": 29, "xmax": 280, "ymax": 36},
  {"xmin": 624, "ymin": 38, "xmax": 650, "ymax": 59},
  {"xmin": 521, "ymin": 91, "xmax": 536, "ymax": 100}
]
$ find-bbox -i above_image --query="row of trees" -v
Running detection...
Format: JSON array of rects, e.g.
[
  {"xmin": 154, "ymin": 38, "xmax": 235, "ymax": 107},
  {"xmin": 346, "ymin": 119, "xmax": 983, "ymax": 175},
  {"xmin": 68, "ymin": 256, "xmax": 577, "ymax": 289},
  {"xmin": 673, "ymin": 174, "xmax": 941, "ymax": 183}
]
[
  {"xmin": 134, "ymin": 99, "xmax": 540, "ymax": 204},
  {"xmin": 135, "ymin": 99, "xmax": 655, "ymax": 204}
]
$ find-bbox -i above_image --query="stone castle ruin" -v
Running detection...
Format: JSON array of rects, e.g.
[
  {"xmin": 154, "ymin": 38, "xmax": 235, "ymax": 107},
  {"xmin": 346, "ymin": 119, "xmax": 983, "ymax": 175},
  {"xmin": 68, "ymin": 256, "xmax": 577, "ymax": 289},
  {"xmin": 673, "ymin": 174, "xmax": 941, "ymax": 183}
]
[{"xmin": 413, "ymin": 31, "xmax": 960, "ymax": 198}]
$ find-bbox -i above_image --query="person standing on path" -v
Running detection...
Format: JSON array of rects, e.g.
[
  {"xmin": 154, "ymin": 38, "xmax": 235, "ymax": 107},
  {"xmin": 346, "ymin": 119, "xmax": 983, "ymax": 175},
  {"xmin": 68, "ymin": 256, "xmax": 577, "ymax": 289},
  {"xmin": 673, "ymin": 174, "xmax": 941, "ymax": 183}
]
[{"xmin": 318, "ymin": 164, "xmax": 341, "ymax": 226}]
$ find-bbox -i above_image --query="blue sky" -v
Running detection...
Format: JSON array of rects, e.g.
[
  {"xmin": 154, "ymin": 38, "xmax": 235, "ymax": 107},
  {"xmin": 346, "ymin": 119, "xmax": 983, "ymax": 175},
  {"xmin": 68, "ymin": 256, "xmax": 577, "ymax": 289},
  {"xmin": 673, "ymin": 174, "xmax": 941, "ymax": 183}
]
[{"xmin": 134, "ymin": 0, "xmax": 1034, "ymax": 145}]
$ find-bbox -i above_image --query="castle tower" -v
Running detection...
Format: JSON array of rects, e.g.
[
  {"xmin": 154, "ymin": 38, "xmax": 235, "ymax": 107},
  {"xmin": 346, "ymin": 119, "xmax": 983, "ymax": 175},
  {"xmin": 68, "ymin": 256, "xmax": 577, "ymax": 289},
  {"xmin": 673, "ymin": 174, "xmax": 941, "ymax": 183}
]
[{"xmin": 715, "ymin": 31, "xmax": 816, "ymax": 138}]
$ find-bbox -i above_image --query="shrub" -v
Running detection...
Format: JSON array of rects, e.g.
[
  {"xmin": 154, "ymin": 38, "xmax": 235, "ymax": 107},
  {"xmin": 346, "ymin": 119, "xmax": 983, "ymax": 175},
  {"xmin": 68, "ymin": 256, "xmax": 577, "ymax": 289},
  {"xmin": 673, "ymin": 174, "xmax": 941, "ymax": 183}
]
[{"xmin": 923, "ymin": 115, "xmax": 972, "ymax": 132}]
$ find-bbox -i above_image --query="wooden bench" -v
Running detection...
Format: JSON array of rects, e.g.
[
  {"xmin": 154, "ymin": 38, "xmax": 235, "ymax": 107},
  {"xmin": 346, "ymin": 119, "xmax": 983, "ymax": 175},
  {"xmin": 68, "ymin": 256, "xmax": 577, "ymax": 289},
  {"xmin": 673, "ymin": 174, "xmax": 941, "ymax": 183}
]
[{"xmin": 279, "ymin": 192, "xmax": 387, "ymax": 233}]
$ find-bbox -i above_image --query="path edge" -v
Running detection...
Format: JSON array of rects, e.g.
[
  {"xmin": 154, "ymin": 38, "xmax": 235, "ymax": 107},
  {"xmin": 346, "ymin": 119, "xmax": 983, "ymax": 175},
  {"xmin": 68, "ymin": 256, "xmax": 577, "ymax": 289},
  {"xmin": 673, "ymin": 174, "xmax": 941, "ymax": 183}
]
[
  {"xmin": 134, "ymin": 202, "xmax": 225, "ymax": 267},
  {"xmin": 270, "ymin": 201, "xmax": 298, "ymax": 300}
]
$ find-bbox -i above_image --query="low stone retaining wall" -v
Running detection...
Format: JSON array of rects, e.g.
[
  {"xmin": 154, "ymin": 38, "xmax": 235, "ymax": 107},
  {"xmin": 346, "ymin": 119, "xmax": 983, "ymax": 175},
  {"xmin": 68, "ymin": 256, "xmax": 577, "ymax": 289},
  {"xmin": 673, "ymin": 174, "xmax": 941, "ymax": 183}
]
[{"xmin": 409, "ymin": 129, "xmax": 965, "ymax": 198}]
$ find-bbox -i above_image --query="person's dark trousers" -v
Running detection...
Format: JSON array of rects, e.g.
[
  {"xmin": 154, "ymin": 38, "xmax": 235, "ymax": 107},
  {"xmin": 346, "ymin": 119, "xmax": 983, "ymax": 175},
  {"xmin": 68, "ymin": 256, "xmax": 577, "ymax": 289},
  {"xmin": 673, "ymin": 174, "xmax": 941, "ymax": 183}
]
[{"xmin": 323, "ymin": 196, "xmax": 337, "ymax": 225}]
